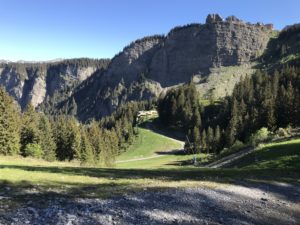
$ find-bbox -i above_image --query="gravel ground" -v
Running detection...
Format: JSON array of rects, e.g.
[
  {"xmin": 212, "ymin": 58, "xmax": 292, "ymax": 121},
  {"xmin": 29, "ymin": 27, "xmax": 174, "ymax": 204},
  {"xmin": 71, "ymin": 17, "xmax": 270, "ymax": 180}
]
[{"xmin": 0, "ymin": 182, "xmax": 299, "ymax": 225}]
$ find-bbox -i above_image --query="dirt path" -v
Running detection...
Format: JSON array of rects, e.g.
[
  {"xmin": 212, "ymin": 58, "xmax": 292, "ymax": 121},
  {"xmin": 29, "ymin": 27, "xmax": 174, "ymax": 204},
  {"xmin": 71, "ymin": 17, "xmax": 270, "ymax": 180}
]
[
  {"xmin": 116, "ymin": 155, "xmax": 165, "ymax": 163},
  {"xmin": 1, "ymin": 182, "xmax": 299, "ymax": 225},
  {"xmin": 206, "ymin": 147, "xmax": 254, "ymax": 168}
]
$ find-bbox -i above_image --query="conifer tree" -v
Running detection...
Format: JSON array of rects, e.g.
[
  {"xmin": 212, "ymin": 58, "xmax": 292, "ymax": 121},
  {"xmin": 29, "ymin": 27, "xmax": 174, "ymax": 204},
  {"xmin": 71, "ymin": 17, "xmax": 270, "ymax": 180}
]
[
  {"xmin": 39, "ymin": 114, "xmax": 56, "ymax": 161},
  {"xmin": 80, "ymin": 128, "xmax": 94, "ymax": 165},
  {"xmin": 20, "ymin": 103, "xmax": 41, "ymax": 155},
  {"xmin": 0, "ymin": 87, "xmax": 20, "ymax": 155}
]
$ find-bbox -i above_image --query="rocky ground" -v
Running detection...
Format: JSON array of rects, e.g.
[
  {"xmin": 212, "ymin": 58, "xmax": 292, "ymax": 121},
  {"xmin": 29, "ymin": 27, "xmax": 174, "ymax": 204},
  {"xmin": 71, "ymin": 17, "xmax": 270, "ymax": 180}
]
[{"xmin": 0, "ymin": 182, "xmax": 299, "ymax": 225}]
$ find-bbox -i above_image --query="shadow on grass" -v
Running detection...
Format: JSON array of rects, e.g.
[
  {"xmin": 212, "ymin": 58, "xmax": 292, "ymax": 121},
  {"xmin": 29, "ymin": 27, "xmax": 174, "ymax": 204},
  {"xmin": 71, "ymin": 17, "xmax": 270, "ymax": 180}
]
[
  {"xmin": 229, "ymin": 141, "xmax": 300, "ymax": 169},
  {"xmin": 0, "ymin": 164, "xmax": 299, "ymax": 182},
  {"xmin": 155, "ymin": 149, "xmax": 186, "ymax": 155}
]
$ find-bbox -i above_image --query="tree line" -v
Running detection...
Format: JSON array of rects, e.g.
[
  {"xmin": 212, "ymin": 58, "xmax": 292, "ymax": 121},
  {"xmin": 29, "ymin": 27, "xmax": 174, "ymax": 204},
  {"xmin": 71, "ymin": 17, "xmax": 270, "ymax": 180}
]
[
  {"xmin": 0, "ymin": 86, "xmax": 153, "ymax": 166},
  {"xmin": 157, "ymin": 66, "xmax": 300, "ymax": 154}
]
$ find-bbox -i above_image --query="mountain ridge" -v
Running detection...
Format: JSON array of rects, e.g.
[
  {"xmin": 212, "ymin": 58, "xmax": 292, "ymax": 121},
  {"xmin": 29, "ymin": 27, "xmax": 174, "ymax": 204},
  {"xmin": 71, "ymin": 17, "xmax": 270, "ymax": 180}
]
[{"xmin": 60, "ymin": 14, "xmax": 274, "ymax": 120}]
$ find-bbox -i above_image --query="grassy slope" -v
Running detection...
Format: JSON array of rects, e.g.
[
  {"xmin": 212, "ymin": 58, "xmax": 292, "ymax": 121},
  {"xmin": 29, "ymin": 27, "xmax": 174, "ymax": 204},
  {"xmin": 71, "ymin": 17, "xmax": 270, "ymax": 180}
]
[
  {"xmin": 0, "ymin": 136, "xmax": 299, "ymax": 201},
  {"xmin": 115, "ymin": 127, "xmax": 201, "ymax": 169},
  {"xmin": 232, "ymin": 139, "xmax": 300, "ymax": 170},
  {"xmin": 117, "ymin": 128, "xmax": 182, "ymax": 161}
]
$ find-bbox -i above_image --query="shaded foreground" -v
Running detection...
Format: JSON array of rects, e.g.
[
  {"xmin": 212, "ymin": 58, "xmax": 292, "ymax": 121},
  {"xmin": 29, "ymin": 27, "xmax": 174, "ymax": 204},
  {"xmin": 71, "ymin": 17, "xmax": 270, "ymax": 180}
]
[
  {"xmin": 0, "ymin": 137, "xmax": 299, "ymax": 224},
  {"xmin": 1, "ymin": 182, "xmax": 299, "ymax": 225}
]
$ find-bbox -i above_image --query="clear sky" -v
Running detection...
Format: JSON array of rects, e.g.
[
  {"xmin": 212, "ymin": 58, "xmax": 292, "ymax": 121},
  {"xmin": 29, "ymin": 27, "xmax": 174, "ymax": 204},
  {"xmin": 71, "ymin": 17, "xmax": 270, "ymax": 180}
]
[{"xmin": 0, "ymin": 0, "xmax": 299, "ymax": 61}]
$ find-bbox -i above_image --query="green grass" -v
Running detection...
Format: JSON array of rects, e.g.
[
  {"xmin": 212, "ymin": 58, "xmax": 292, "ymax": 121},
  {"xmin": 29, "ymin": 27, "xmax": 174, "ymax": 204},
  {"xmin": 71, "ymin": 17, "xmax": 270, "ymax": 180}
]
[
  {"xmin": 232, "ymin": 139, "xmax": 300, "ymax": 170},
  {"xmin": 0, "ymin": 135, "xmax": 299, "ymax": 207},
  {"xmin": 117, "ymin": 128, "xmax": 182, "ymax": 161}
]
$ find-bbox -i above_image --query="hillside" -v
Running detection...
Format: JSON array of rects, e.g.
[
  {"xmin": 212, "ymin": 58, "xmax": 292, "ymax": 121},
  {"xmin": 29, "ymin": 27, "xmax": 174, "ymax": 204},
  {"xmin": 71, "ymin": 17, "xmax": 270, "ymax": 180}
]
[
  {"xmin": 58, "ymin": 14, "xmax": 274, "ymax": 121},
  {"xmin": 1, "ymin": 136, "xmax": 299, "ymax": 224},
  {"xmin": 0, "ymin": 58, "xmax": 110, "ymax": 109}
]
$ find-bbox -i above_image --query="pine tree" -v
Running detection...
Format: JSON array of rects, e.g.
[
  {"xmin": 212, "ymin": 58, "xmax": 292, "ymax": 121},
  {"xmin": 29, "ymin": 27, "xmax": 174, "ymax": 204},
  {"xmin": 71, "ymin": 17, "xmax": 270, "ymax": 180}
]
[
  {"xmin": 226, "ymin": 98, "xmax": 238, "ymax": 146},
  {"xmin": 192, "ymin": 126, "xmax": 201, "ymax": 153},
  {"xmin": 207, "ymin": 126, "xmax": 214, "ymax": 154},
  {"xmin": 0, "ymin": 87, "xmax": 20, "ymax": 155},
  {"xmin": 87, "ymin": 120, "xmax": 103, "ymax": 163},
  {"xmin": 80, "ymin": 128, "xmax": 94, "ymax": 165},
  {"xmin": 214, "ymin": 125, "xmax": 221, "ymax": 154},
  {"xmin": 201, "ymin": 130, "xmax": 207, "ymax": 153},
  {"xmin": 20, "ymin": 103, "xmax": 41, "ymax": 155},
  {"xmin": 39, "ymin": 114, "xmax": 56, "ymax": 161}
]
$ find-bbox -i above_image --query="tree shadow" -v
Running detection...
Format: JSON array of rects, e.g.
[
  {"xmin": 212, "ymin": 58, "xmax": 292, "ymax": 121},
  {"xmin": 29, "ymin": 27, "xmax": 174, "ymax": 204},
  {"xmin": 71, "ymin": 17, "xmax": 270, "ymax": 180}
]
[
  {"xmin": 155, "ymin": 149, "xmax": 186, "ymax": 155},
  {"xmin": 1, "ymin": 181, "xmax": 299, "ymax": 225}
]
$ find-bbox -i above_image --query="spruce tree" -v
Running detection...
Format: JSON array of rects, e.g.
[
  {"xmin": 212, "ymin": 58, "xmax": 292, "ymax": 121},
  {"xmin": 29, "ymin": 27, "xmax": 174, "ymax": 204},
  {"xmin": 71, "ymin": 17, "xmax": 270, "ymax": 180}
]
[
  {"xmin": 80, "ymin": 128, "xmax": 94, "ymax": 165},
  {"xmin": 39, "ymin": 114, "xmax": 56, "ymax": 161},
  {"xmin": 0, "ymin": 87, "xmax": 20, "ymax": 155},
  {"xmin": 20, "ymin": 103, "xmax": 41, "ymax": 155}
]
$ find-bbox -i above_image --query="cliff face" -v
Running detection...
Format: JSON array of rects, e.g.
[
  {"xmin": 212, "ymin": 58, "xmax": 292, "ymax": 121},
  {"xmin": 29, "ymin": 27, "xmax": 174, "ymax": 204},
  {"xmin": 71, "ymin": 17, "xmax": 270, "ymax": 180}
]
[
  {"xmin": 67, "ymin": 14, "xmax": 273, "ymax": 121},
  {"xmin": 0, "ymin": 59, "xmax": 110, "ymax": 109}
]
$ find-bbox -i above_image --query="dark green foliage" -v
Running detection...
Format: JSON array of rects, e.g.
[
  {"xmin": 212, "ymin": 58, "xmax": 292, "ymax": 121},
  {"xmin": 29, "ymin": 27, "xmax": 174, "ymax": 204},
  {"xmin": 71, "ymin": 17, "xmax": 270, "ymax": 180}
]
[
  {"xmin": 158, "ymin": 66, "xmax": 300, "ymax": 155},
  {"xmin": 79, "ymin": 128, "xmax": 95, "ymax": 165},
  {"xmin": 157, "ymin": 83, "xmax": 201, "ymax": 131},
  {"xmin": 39, "ymin": 115, "xmax": 56, "ymax": 161},
  {"xmin": 261, "ymin": 24, "xmax": 300, "ymax": 71},
  {"xmin": 222, "ymin": 67, "xmax": 300, "ymax": 146},
  {"xmin": 0, "ymin": 87, "xmax": 20, "ymax": 155},
  {"xmin": 158, "ymin": 83, "xmax": 224, "ymax": 154},
  {"xmin": 20, "ymin": 104, "xmax": 41, "ymax": 155}
]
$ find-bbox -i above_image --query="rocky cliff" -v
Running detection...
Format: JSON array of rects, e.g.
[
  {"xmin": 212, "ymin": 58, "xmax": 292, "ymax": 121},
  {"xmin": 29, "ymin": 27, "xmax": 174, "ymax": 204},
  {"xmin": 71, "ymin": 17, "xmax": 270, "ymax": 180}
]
[
  {"xmin": 0, "ymin": 58, "xmax": 110, "ymax": 109},
  {"xmin": 63, "ymin": 14, "xmax": 273, "ymax": 121}
]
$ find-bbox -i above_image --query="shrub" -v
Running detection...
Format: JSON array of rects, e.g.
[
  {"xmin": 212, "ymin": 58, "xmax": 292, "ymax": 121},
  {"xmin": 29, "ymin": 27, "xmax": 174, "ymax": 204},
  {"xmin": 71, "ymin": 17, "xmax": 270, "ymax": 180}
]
[
  {"xmin": 24, "ymin": 143, "xmax": 43, "ymax": 158},
  {"xmin": 276, "ymin": 127, "xmax": 289, "ymax": 137},
  {"xmin": 219, "ymin": 140, "xmax": 245, "ymax": 158},
  {"xmin": 250, "ymin": 127, "xmax": 271, "ymax": 146},
  {"xmin": 230, "ymin": 140, "xmax": 246, "ymax": 151}
]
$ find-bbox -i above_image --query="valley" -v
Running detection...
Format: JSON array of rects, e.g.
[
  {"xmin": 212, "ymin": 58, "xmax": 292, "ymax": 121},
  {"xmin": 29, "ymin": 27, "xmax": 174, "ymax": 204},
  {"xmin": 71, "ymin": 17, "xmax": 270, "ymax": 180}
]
[
  {"xmin": 0, "ymin": 6, "xmax": 300, "ymax": 225},
  {"xmin": 0, "ymin": 121, "xmax": 299, "ymax": 224}
]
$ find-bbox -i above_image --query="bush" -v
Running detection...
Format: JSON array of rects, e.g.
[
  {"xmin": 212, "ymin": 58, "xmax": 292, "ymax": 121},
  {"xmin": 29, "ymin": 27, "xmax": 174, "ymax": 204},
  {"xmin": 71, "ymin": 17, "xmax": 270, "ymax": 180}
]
[
  {"xmin": 276, "ymin": 127, "xmax": 289, "ymax": 137},
  {"xmin": 24, "ymin": 143, "xmax": 43, "ymax": 158},
  {"xmin": 219, "ymin": 140, "xmax": 246, "ymax": 158},
  {"xmin": 250, "ymin": 127, "xmax": 271, "ymax": 146},
  {"xmin": 230, "ymin": 140, "xmax": 246, "ymax": 152}
]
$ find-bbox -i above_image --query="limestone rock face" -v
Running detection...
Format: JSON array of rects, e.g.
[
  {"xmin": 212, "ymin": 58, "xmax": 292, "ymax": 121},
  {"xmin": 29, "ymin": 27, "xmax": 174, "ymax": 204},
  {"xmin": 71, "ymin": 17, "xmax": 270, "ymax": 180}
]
[
  {"xmin": 68, "ymin": 15, "xmax": 274, "ymax": 121},
  {"xmin": 0, "ymin": 59, "xmax": 109, "ymax": 108}
]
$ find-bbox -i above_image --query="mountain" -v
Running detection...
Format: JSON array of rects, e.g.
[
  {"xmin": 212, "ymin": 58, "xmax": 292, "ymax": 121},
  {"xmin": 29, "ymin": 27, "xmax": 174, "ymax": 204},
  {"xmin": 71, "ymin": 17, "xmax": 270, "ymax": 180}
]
[
  {"xmin": 0, "ymin": 58, "xmax": 110, "ymax": 109},
  {"xmin": 59, "ymin": 14, "xmax": 274, "ymax": 121}
]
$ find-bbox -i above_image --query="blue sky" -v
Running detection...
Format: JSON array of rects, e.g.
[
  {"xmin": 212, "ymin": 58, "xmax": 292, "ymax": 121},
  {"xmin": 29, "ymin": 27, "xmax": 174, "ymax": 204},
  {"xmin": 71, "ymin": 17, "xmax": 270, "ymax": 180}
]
[{"xmin": 0, "ymin": 0, "xmax": 299, "ymax": 61}]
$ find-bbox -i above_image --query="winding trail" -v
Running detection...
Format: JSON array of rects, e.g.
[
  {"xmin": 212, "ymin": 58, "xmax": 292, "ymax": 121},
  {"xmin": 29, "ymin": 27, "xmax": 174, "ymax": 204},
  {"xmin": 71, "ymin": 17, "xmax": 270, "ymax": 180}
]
[{"xmin": 116, "ymin": 155, "xmax": 165, "ymax": 163}]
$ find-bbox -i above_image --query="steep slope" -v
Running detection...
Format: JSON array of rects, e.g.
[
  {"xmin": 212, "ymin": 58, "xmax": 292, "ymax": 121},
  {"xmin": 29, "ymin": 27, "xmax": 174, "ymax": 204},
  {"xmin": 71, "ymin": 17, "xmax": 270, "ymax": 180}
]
[
  {"xmin": 62, "ymin": 14, "xmax": 273, "ymax": 121},
  {"xmin": 0, "ymin": 58, "xmax": 110, "ymax": 109},
  {"xmin": 262, "ymin": 23, "xmax": 300, "ymax": 68}
]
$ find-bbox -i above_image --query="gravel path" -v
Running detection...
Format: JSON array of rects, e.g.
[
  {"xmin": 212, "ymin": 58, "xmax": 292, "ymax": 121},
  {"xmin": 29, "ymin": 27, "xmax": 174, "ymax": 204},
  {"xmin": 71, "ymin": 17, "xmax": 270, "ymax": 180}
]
[{"xmin": 1, "ymin": 182, "xmax": 299, "ymax": 225}]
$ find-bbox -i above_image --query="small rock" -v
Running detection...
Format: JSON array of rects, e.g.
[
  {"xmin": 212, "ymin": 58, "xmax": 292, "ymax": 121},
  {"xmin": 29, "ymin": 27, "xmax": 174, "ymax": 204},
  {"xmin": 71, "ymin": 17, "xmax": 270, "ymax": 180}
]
[
  {"xmin": 261, "ymin": 198, "xmax": 268, "ymax": 202},
  {"xmin": 28, "ymin": 207, "xmax": 39, "ymax": 218}
]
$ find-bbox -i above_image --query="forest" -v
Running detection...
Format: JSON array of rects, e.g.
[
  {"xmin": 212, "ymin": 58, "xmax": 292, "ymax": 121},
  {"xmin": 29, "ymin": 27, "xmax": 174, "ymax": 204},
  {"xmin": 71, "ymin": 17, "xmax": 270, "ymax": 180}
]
[
  {"xmin": 0, "ymin": 86, "xmax": 154, "ymax": 165},
  {"xmin": 158, "ymin": 66, "xmax": 300, "ymax": 155}
]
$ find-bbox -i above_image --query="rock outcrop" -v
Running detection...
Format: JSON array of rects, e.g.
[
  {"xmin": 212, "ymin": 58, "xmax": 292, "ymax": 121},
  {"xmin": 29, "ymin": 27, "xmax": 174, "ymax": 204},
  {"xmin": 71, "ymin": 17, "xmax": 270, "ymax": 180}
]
[
  {"xmin": 66, "ymin": 14, "xmax": 273, "ymax": 121},
  {"xmin": 0, "ymin": 59, "xmax": 110, "ymax": 108}
]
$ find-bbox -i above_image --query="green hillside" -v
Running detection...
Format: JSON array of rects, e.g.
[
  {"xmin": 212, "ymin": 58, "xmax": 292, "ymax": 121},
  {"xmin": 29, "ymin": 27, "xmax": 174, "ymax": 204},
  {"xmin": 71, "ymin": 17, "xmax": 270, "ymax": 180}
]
[
  {"xmin": 232, "ymin": 138, "xmax": 300, "ymax": 170},
  {"xmin": 116, "ymin": 128, "xmax": 200, "ymax": 169}
]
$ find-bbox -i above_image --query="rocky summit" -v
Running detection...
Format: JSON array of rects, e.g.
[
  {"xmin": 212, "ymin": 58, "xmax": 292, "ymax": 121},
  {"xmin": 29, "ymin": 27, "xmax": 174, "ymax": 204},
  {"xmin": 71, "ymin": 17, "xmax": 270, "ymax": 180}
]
[
  {"xmin": 0, "ymin": 14, "xmax": 274, "ymax": 120},
  {"xmin": 63, "ymin": 14, "xmax": 274, "ymax": 121}
]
